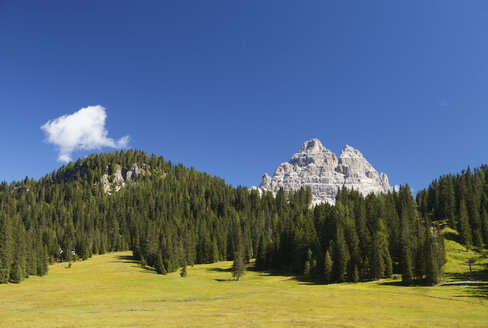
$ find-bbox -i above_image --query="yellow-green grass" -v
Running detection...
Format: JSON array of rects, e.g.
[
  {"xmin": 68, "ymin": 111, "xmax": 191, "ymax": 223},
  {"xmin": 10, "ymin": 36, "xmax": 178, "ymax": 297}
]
[
  {"xmin": 442, "ymin": 227, "xmax": 488, "ymax": 282},
  {"xmin": 1, "ymin": 249, "xmax": 488, "ymax": 327}
]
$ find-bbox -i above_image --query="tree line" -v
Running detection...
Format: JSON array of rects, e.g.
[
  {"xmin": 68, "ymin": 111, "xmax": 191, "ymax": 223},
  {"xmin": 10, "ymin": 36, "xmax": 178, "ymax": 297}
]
[{"xmin": 0, "ymin": 150, "xmax": 445, "ymax": 285}]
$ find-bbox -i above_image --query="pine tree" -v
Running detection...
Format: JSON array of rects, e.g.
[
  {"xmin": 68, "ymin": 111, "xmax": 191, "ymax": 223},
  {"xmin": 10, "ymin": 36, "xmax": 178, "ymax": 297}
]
[
  {"xmin": 332, "ymin": 221, "xmax": 348, "ymax": 283},
  {"xmin": 256, "ymin": 232, "xmax": 269, "ymax": 270},
  {"xmin": 369, "ymin": 218, "xmax": 390, "ymax": 280},
  {"xmin": 140, "ymin": 256, "xmax": 147, "ymax": 268},
  {"xmin": 10, "ymin": 219, "xmax": 26, "ymax": 282},
  {"xmin": 155, "ymin": 255, "xmax": 166, "ymax": 274},
  {"xmin": 232, "ymin": 243, "xmax": 246, "ymax": 281},
  {"xmin": 480, "ymin": 207, "xmax": 488, "ymax": 248},
  {"xmin": 323, "ymin": 249, "xmax": 333, "ymax": 283},
  {"xmin": 0, "ymin": 213, "xmax": 12, "ymax": 283},
  {"xmin": 303, "ymin": 248, "xmax": 312, "ymax": 278},
  {"xmin": 401, "ymin": 246, "xmax": 413, "ymax": 286},
  {"xmin": 352, "ymin": 264, "xmax": 360, "ymax": 283},
  {"xmin": 180, "ymin": 262, "xmax": 187, "ymax": 277},
  {"xmin": 384, "ymin": 252, "xmax": 393, "ymax": 278},
  {"xmin": 458, "ymin": 200, "xmax": 472, "ymax": 248},
  {"xmin": 424, "ymin": 230, "xmax": 440, "ymax": 286}
]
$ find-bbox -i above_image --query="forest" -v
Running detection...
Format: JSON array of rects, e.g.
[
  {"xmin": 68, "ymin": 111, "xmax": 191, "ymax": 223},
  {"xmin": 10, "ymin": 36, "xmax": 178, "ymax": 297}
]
[
  {"xmin": 2, "ymin": 150, "xmax": 483, "ymax": 286},
  {"xmin": 416, "ymin": 165, "xmax": 488, "ymax": 250}
]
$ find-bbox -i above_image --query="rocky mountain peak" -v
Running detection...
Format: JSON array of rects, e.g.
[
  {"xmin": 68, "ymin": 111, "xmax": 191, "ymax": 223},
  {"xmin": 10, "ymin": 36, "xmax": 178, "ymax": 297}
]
[
  {"xmin": 259, "ymin": 138, "xmax": 392, "ymax": 205},
  {"xmin": 299, "ymin": 138, "xmax": 326, "ymax": 154},
  {"xmin": 261, "ymin": 173, "xmax": 272, "ymax": 190},
  {"xmin": 339, "ymin": 145, "xmax": 363, "ymax": 158},
  {"xmin": 290, "ymin": 138, "xmax": 338, "ymax": 169}
]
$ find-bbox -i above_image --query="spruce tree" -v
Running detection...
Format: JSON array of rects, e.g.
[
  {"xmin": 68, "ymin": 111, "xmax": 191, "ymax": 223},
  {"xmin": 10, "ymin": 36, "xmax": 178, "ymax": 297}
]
[
  {"xmin": 155, "ymin": 255, "xmax": 166, "ymax": 274},
  {"xmin": 10, "ymin": 219, "xmax": 26, "ymax": 282},
  {"xmin": 303, "ymin": 248, "xmax": 312, "ymax": 278},
  {"xmin": 401, "ymin": 246, "xmax": 413, "ymax": 286},
  {"xmin": 180, "ymin": 262, "xmax": 187, "ymax": 277},
  {"xmin": 232, "ymin": 243, "xmax": 246, "ymax": 281},
  {"xmin": 480, "ymin": 207, "xmax": 488, "ymax": 248},
  {"xmin": 256, "ymin": 233, "xmax": 268, "ymax": 270},
  {"xmin": 0, "ymin": 213, "xmax": 12, "ymax": 283},
  {"xmin": 458, "ymin": 200, "xmax": 472, "ymax": 248},
  {"xmin": 352, "ymin": 264, "xmax": 360, "ymax": 283},
  {"xmin": 384, "ymin": 252, "xmax": 393, "ymax": 278},
  {"xmin": 424, "ymin": 231, "xmax": 440, "ymax": 286},
  {"xmin": 333, "ymin": 224, "xmax": 347, "ymax": 283},
  {"xmin": 323, "ymin": 249, "xmax": 333, "ymax": 283}
]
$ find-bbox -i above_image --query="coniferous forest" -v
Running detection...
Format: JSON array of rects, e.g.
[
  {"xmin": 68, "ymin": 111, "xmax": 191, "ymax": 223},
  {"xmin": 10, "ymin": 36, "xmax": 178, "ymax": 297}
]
[
  {"xmin": 3, "ymin": 149, "xmax": 478, "ymax": 286},
  {"xmin": 416, "ymin": 165, "xmax": 488, "ymax": 250}
]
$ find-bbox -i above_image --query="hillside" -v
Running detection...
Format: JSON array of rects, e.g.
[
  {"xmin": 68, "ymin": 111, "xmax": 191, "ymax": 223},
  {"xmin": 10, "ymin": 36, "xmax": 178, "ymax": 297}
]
[
  {"xmin": 0, "ymin": 150, "xmax": 446, "ymax": 287},
  {"xmin": 0, "ymin": 239, "xmax": 486, "ymax": 328}
]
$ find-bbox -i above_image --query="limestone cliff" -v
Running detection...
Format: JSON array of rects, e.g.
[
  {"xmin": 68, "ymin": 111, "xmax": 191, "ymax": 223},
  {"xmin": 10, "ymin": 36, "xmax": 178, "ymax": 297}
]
[{"xmin": 259, "ymin": 138, "xmax": 392, "ymax": 204}]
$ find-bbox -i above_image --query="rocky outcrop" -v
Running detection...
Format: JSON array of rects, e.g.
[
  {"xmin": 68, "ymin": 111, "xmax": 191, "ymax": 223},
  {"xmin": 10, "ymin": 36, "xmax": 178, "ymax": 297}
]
[
  {"xmin": 259, "ymin": 138, "xmax": 391, "ymax": 205},
  {"xmin": 101, "ymin": 163, "xmax": 145, "ymax": 194}
]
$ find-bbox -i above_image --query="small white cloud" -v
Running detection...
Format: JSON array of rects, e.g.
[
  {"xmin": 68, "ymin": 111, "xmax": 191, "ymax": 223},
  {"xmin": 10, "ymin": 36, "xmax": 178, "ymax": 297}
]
[
  {"xmin": 41, "ymin": 105, "xmax": 129, "ymax": 162},
  {"xmin": 393, "ymin": 185, "xmax": 400, "ymax": 192},
  {"xmin": 439, "ymin": 99, "xmax": 448, "ymax": 107}
]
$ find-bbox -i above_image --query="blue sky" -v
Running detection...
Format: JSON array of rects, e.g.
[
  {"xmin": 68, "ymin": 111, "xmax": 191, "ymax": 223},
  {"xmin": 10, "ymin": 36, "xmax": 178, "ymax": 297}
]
[{"xmin": 1, "ymin": 1, "xmax": 488, "ymax": 193}]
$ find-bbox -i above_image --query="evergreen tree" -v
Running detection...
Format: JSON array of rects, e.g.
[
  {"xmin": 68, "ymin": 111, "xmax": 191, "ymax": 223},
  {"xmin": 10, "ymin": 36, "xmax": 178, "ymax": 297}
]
[
  {"xmin": 458, "ymin": 200, "xmax": 472, "ymax": 248},
  {"xmin": 332, "ymin": 224, "xmax": 348, "ymax": 283},
  {"xmin": 401, "ymin": 246, "xmax": 413, "ymax": 286},
  {"xmin": 0, "ymin": 213, "xmax": 12, "ymax": 283},
  {"xmin": 369, "ymin": 218, "xmax": 389, "ymax": 280},
  {"xmin": 10, "ymin": 219, "xmax": 26, "ymax": 282},
  {"xmin": 155, "ymin": 255, "xmax": 166, "ymax": 274},
  {"xmin": 255, "ymin": 233, "xmax": 268, "ymax": 270},
  {"xmin": 304, "ymin": 249, "xmax": 312, "ymax": 278},
  {"xmin": 180, "ymin": 262, "xmax": 187, "ymax": 277},
  {"xmin": 323, "ymin": 249, "xmax": 333, "ymax": 283},
  {"xmin": 424, "ymin": 229, "xmax": 440, "ymax": 286},
  {"xmin": 352, "ymin": 264, "xmax": 360, "ymax": 283},
  {"xmin": 232, "ymin": 242, "xmax": 246, "ymax": 281}
]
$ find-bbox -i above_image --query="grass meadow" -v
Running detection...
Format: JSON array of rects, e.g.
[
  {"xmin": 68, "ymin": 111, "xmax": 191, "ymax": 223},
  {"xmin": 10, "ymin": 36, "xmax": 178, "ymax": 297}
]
[{"xmin": 1, "ymin": 235, "xmax": 487, "ymax": 327}]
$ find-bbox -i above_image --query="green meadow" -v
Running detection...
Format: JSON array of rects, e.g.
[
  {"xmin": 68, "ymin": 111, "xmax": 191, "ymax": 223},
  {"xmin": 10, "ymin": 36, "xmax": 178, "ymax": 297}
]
[{"xmin": 1, "ymin": 237, "xmax": 487, "ymax": 328}]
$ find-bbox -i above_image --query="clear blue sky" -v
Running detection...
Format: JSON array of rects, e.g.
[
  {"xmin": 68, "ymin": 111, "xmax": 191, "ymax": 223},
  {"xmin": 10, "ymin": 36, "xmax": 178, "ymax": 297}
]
[{"xmin": 1, "ymin": 1, "xmax": 488, "ymax": 193}]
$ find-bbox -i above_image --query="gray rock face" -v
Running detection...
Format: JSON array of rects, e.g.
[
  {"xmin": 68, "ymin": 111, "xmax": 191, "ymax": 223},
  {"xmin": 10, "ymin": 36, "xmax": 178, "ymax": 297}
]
[
  {"xmin": 101, "ymin": 163, "xmax": 143, "ymax": 194},
  {"xmin": 125, "ymin": 163, "xmax": 141, "ymax": 181},
  {"xmin": 259, "ymin": 138, "xmax": 392, "ymax": 205}
]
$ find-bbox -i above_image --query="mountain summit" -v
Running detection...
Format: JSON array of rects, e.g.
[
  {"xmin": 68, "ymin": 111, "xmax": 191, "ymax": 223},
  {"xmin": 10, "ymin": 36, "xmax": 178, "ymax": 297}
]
[{"xmin": 259, "ymin": 138, "xmax": 392, "ymax": 204}]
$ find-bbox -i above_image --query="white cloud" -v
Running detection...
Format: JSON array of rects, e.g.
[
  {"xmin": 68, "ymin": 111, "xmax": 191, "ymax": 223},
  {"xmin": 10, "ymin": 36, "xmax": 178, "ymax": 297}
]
[{"xmin": 41, "ymin": 105, "xmax": 129, "ymax": 162}]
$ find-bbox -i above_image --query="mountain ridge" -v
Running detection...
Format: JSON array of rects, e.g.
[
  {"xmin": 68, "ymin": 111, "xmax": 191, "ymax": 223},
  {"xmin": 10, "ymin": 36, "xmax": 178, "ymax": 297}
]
[{"xmin": 259, "ymin": 138, "xmax": 392, "ymax": 204}]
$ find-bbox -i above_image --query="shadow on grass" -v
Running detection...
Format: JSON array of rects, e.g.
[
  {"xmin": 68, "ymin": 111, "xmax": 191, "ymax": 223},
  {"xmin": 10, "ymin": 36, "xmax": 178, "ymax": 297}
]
[
  {"xmin": 214, "ymin": 278, "xmax": 236, "ymax": 282},
  {"xmin": 207, "ymin": 267, "xmax": 232, "ymax": 273},
  {"xmin": 465, "ymin": 284, "xmax": 488, "ymax": 299},
  {"xmin": 247, "ymin": 265, "xmax": 321, "ymax": 285},
  {"xmin": 443, "ymin": 231, "xmax": 463, "ymax": 244},
  {"xmin": 378, "ymin": 280, "xmax": 405, "ymax": 287},
  {"xmin": 114, "ymin": 254, "xmax": 139, "ymax": 264},
  {"xmin": 114, "ymin": 254, "xmax": 158, "ymax": 274},
  {"xmin": 460, "ymin": 260, "xmax": 488, "ymax": 299}
]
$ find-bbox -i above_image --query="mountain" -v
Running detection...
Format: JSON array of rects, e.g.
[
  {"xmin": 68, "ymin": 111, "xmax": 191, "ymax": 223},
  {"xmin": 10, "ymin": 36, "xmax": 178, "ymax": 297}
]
[{"xmin": 259, "ymin": 138, "xmax": 392, "ymax": 204}]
